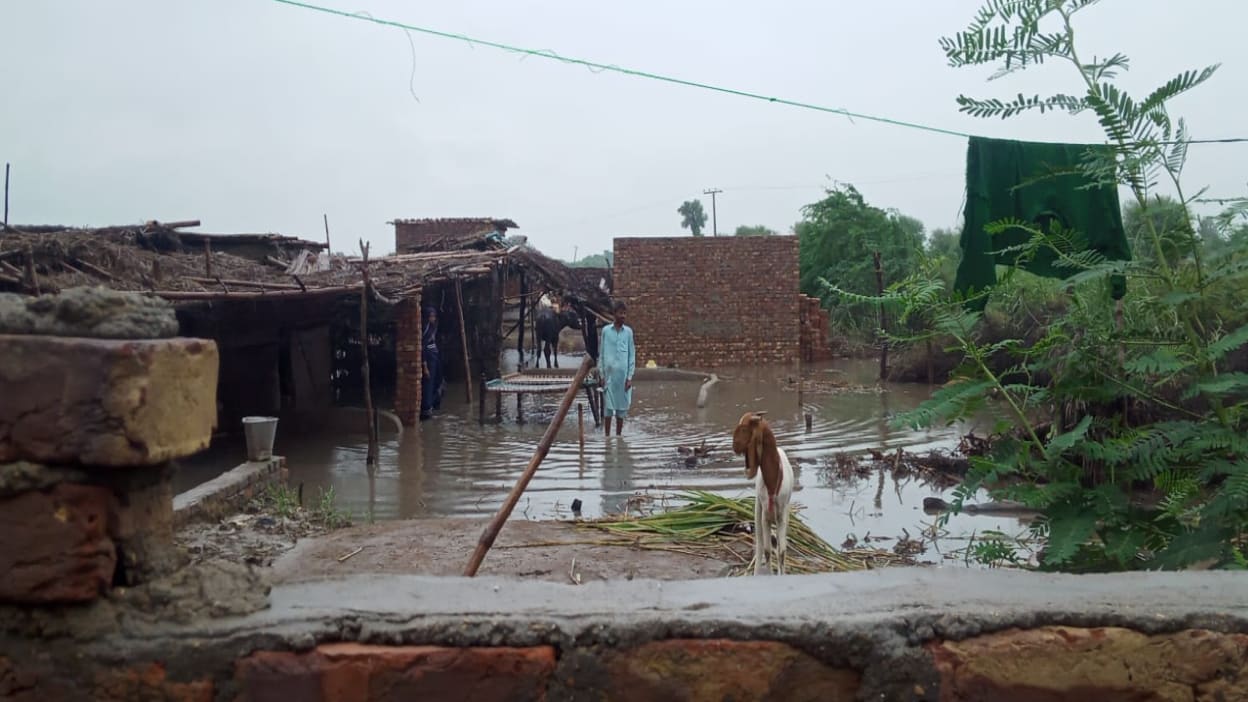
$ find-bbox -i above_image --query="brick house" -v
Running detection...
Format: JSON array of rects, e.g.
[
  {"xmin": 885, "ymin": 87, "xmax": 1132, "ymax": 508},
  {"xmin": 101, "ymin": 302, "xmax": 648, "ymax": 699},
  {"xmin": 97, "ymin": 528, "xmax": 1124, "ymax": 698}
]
[{"xmin": 613, "ymin": 236, "xmax": 826, "ymax": 369}]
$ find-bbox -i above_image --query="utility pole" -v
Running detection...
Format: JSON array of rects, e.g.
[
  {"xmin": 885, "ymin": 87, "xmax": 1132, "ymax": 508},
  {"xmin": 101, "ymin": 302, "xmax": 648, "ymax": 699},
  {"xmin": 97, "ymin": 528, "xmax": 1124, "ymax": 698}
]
[
  {"xmin": 3, "ymin": 163, "xmax": 10, "ymax": 232},
  {"xmin": 703, "ymin": 188, "xmax": 722, "ymax": 236}
]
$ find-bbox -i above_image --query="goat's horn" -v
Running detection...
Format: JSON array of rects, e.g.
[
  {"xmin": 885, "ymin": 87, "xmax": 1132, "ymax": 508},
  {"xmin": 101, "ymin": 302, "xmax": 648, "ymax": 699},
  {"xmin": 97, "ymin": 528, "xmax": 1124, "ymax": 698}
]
[{"xmin": 753, "ymin": 411, "xmax": 768, "ymax": 417}]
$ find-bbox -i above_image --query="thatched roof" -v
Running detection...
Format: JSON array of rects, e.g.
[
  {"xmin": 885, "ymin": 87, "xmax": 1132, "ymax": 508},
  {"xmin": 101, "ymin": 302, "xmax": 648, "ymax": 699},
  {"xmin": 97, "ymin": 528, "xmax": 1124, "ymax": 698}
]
[{"xmin": 0, "ymin": 221, "xmax": 611, "ymax": 315}]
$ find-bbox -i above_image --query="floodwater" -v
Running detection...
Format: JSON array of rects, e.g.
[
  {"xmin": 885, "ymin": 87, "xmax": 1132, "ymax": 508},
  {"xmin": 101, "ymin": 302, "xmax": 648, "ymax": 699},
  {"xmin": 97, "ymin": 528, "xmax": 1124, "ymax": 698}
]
[{"xmin": 177, "ymin": 354, "xmax": 1030, "ymax": 565}]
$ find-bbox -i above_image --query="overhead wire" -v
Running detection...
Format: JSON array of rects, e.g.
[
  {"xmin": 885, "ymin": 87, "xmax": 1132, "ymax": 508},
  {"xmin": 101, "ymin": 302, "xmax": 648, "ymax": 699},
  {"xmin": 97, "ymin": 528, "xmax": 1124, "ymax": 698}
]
[{"xmin": 271, "ymin": 0, "xmax": 1248, "ymax": 147}]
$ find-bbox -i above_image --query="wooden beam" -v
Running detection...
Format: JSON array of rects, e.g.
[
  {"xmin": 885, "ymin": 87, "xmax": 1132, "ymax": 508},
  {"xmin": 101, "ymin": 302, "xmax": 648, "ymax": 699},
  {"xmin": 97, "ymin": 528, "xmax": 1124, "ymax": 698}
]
[
  {"xmin": 464, "ymin": 355, "xmax": 594, "ymax": 576},
  {"xmin": 454, "ymin": 277, "xmax": 473, "ymax": 405}
]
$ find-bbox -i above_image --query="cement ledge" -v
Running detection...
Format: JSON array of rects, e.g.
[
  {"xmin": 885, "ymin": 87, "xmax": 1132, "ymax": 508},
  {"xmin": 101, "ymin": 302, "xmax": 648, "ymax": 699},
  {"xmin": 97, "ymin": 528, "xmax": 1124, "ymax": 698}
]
[{"xmin": 5, "ymin": 568, "xmax": 1248, "ymax": 701}]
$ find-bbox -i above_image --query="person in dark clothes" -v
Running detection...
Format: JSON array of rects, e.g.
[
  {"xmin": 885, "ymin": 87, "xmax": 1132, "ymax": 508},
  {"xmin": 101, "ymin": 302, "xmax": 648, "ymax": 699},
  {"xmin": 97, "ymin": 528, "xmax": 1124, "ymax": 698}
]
[{"xmin": 420, "ymin": 305, "xmax": 446, "ymax": 420}]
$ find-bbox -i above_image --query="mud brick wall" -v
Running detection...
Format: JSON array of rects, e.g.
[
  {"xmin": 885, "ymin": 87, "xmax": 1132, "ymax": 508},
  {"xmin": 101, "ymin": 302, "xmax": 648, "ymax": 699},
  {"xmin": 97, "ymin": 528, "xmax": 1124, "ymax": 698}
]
[
  {"xmin": 394, "ymin": 219, "xmax": 499, "ymax": 254},
  {"xmin": 800, "ymin": 294, "xmax": 834, "ymax": 363},
  {"xmin": 613, "ymin": 236, "xmax": 800, "ymax": 368},
  {"xmin": 393, "ymin": 294, "xmax": 424, "ymax": 426}
]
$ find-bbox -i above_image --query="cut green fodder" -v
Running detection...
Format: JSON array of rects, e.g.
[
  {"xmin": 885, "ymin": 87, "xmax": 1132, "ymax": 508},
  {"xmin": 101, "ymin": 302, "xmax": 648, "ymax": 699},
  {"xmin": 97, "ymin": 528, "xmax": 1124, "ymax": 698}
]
[{"xmin": 579, "ymin": 491, "xmax": 913, "ymax": 575}]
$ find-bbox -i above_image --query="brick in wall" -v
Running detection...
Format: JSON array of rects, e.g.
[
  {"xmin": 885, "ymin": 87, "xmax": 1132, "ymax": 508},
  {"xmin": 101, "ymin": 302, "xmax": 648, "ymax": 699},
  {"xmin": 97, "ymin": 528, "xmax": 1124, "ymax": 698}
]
[
  {"xmin": 393, "ymin": 294, "xmax": 423, "ymax": 426},
  {"xmin": 612, "ymin": 236, "xmax": 800, "ymax": 369}
]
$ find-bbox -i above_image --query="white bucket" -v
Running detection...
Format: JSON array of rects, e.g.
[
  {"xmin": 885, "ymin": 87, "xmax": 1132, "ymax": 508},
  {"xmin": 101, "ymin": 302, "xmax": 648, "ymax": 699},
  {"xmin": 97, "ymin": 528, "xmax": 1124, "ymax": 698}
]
[{"xmin": 242, "ymin": 416, "xmax": 279, "ymax": 461}]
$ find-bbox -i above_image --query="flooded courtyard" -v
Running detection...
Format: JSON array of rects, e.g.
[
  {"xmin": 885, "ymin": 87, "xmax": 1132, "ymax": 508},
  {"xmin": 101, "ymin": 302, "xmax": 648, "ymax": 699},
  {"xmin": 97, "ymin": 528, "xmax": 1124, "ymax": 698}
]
[{"xmin": 177, "ymin": 355, "xmax": 1029, "ymax": 566}]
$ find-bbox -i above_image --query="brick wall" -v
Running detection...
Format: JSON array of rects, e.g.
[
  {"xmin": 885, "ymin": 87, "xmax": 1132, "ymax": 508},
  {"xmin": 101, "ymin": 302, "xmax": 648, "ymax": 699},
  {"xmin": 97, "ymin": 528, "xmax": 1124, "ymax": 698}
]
[
  {"xmin": 799, "ymin": 294, "xmax": 834, "ymax": 362},
  {"xmin": 393, "ymin": 294, "xmax": 423, "ymax": 426},
  {"xmin": 394, "ymin": 219, "xmax": 505, "ymax": 254},
  {"xmin": 612, "ymin": 236, "xmax": 800, "ymax": 368}
]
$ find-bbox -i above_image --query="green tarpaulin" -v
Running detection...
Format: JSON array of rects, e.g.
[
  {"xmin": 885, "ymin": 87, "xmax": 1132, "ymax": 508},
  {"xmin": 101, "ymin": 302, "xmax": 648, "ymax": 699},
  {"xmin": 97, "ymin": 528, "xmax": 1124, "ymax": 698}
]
[{"xmin": 955, "ymin": 136, "xmax": 1131, "ymax": 308}]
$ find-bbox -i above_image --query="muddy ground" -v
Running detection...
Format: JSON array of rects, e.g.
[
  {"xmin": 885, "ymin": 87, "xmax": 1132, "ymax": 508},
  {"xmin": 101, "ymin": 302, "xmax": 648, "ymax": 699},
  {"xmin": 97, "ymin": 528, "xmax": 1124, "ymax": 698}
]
[
  {"xmin": 178, "ymin": 512, "xmax": 734, "ymax": 584},
  {"xmin": 270, "ymin": 519, "xmax": 734, "ymax": 584}
]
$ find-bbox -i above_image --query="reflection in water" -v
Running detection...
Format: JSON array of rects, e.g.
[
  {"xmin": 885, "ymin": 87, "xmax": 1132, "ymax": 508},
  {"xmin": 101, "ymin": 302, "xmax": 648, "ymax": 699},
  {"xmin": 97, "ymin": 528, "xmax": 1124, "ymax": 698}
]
[{"xmin": 176, "ymin": 358, "xmax": 1025, "ymax": 564}]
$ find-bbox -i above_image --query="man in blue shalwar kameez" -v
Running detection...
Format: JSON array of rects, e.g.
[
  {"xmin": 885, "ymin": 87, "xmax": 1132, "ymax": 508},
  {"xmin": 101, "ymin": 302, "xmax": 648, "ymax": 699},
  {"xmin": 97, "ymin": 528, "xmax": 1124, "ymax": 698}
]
[{"xmin": 599, "ymin": 300, "xmax": 636, "ymax": 437}]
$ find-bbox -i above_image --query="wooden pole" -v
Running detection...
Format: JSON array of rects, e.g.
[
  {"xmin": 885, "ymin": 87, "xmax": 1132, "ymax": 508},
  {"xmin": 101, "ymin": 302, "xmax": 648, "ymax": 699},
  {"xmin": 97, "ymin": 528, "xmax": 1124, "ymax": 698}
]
[
  {"xmin": 517, "ymin": 273, "xmax": 528, "ymax": 369},
  {"xmin": 359, "ymin": 240, "xmax": 378, "ymax": 474},
  {"xmin": 454, "ymin": 278, "xmax": 473, "ymax": 404},
  {"xmin": 873, "ymin": 251, "xmax": 888, "ymax": 381},
  {"xmin": 322, "ymin": 213, "xmax": 332, "ymax": 252},
  {"xmin": 464, "ymin": 355, "xmax": 594, "ymax": 576},
  {"xmin": 3, "ymin": 163, "xmax": 9, "ymax": 232},
  {"xmin": 204, "ymin": 240, "xmax": 213, "ymax": 277},
  {"xmin": 23, "ymin": 246, "xmax": 39, "ymax": 295},
  {"xmin": 478, "ymin": 374, "xmax": 487, "ymax": 425},
  {"xmin": 578, "ymin": 401, "xmax": 585, "ymax": 455}
]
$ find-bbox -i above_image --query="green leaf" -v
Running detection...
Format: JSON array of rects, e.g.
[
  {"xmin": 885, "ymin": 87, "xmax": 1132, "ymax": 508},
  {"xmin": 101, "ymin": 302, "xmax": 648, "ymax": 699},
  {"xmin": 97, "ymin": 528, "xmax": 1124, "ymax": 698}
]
[
  {"xmin": 1153, "ymin": 526, "xmax": 1232, "ymax": 570},
  {"xmin": 1045, "ymin": 416, "xmax": 1093, "ymax": 461},
  {"xmin": 1195, "ymin": 373, "xmax": 1248, "ymax": 398},
  {"xmin": 1102, "ymin": 528, "xmax": 1147, "ymax": 567},
  {"xmin": 1042, "ymin": 506, "xmax": 1098, "ymax": 566},
  {"xmin": 1209, "ymin": 325, "xmax": 1248, "ymax": 362}
]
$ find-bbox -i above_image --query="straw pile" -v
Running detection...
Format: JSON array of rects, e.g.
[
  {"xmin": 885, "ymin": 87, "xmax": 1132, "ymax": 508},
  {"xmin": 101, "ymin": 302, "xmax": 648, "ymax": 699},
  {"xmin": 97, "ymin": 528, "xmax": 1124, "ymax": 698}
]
[{"xmin": 580, "ymin": 491, "xmax": 912, "ymax": 575}]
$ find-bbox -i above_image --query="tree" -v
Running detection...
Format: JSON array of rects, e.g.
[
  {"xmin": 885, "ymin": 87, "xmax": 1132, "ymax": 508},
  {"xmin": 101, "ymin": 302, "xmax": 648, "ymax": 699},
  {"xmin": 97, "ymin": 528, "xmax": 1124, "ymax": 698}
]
[
  {"xmin": 926, "ymin": 227, "xmax": 962, "ymax": 284},
  {"xmin": 567, "ymin": 250, "xmax": 613, "ymax": 268},
  {"xmin": 1122, "ymin": 195, "xmax": 1194, "ymax": 266},
  {"xmin": 678, "ymin": 200, "xmax": 707, "ymax": 237},
  {"xmin": 796, "ymin": 184, "xmax": 925, "ymax": 301},
  {"xmin": 734, "ymin": 225, "xmax": 777, "ymax": 237}
]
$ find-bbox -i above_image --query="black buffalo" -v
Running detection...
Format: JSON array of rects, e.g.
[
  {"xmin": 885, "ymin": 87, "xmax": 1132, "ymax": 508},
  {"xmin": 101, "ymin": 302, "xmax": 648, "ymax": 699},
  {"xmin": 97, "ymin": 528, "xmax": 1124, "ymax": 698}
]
[{"xmin": 535, "ymin": 306, "xmax": 582, "ymax": 368}]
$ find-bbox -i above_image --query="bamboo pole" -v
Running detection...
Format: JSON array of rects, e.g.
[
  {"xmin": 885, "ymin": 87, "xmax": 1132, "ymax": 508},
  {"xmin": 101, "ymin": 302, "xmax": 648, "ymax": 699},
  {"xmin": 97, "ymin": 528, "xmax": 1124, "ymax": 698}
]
[
  {"xmin": 359, "ymin": 240, "xmax": 378, "ymax": 474},
  {"xmin": 873, "ymin": 251, "xmax": 888, "ymax": 381},
  {"xmin": 454, "ymin": 277, "xmax": 473, "ymax": 405},
  {"xmin": 464, "ymin": 355, "xmax": 594, "ymax": 576}
]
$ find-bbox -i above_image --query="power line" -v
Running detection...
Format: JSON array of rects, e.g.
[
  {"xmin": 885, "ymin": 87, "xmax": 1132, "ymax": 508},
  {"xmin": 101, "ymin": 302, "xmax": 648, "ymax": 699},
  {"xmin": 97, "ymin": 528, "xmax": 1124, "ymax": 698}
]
[
  {"xmin": 271, "ymin": 0, "xmax": 971, "ymax": 138},
  {"xmin": 271, "ymin": 0, "xmax": 1248, "ymax": 147}
]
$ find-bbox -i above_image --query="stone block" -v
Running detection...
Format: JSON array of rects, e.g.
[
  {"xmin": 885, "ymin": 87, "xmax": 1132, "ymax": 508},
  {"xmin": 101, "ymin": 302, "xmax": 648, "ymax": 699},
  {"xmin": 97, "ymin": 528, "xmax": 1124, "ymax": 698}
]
[
  {"xmin": 929, "ymin": 625, "xmax": 1248, "ymax": 701},
  {"xmin": 599, "ymin": 639, "xmax": 860, "ymax": 701},
  {"xmin": 0, "ymin": 483, "xmax": 116, "ymax": 603},
  {"xmin": 235, "ymin": 643, "xmax": 556, "ymax": 702},
  {"xmin": 0, "ymin": 335, "xmax": 219, "ymax": 466}
]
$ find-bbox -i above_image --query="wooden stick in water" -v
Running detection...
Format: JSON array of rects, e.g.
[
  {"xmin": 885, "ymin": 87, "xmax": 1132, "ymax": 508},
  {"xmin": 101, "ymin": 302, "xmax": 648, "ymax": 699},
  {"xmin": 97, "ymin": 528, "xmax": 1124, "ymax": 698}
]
[
  {"xmin": 464, "ymin": 355, "xmax": 594, "ymax": 576},
  {"xmin": 454, "ymin": 277, "xmax": 473, "ymax": 404},
  {"xmin": 578, "ymin": 401, "xmax": 585, "ymax": 455},
  {"xmin": 359, "ymin": 239, "xmax": 378, "ymax": 473}
]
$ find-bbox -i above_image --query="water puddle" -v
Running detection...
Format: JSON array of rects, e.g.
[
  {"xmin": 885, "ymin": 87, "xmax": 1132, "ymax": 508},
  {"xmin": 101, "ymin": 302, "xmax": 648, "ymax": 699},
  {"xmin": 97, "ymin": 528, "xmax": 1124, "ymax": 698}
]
[{"xmin": 178, "ymin": 357, "xmax": 1030, "ymax": 566}]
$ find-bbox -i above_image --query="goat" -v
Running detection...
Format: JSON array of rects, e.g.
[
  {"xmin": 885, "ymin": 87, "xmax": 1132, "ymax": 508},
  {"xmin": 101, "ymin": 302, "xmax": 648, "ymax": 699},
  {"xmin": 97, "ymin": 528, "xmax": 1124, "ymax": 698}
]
[{"xmin": 732, "ymin": 411, "xmax": 794, "ymax": 575}]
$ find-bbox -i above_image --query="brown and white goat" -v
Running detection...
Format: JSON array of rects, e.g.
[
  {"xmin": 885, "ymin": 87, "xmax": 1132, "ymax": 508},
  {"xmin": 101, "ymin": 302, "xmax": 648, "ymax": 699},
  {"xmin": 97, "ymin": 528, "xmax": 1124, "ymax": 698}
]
[{"xmin": 732, "ymin": 412, "xmax": 794, "ymax": 575}]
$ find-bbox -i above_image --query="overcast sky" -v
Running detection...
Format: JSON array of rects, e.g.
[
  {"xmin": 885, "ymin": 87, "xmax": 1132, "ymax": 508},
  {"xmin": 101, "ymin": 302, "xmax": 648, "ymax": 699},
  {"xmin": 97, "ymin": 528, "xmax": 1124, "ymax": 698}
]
[{"xmin": 4, "ymin": 0, "xmax": 1246, "ymax": 261}]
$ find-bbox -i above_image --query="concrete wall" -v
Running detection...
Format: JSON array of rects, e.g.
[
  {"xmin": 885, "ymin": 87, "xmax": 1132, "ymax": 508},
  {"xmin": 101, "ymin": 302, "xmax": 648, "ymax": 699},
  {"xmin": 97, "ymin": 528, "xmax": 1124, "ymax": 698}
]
[
  {"xmin": 613, "ymin": 236, "xmax": 800, "ymax": 368},
  {"xmin": 2, "ymin": 570, "xmax": 1246, "ymax": 701}
]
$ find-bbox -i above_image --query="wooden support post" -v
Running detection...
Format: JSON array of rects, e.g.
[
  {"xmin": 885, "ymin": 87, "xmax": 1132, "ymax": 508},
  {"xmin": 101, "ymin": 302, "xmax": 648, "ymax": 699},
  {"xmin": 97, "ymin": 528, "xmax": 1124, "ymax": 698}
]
[
  {"xmin": 454, "ymin": 278, "xmax": 473, "ymax": 405},
  {"xmin": 359, "ymin": 240, "xmax": 378, "ymax": 474},
  {"xmin": 23, "ymin": 246, "xmax": 38, "ymax": 295},
  {"xmin": 517, "ymin": 393, "xmax": 524, "ymax": 424},
  {"xmin": 517, "ymin": 273, "xmax": 528, "ymax": 369},
  {"xmin": 578, "ymin": 401, "xmax": 585, "ymax": 455},
  {"xmin": 3, "ymin": 162, "xmax": 9, "ymax": 232},
  {"xmin": 495, "ymin": 389, "xmax": 502, "ymax": 423},
  {"xmin": 479, "ymin": 374, "xmax": 487, "ymax": 425},
  {"xmin": 322, "ymin": 213, "xmax": 332, "ymax": 252},
  {"xmin": 204, "ymin": 240, "xmax": 213, "ymax": 277},
  {"xmin": 873, "ymin": 250, "xmax": 888, "ymax": 381},
  {"xmin": 805, "ymin": 413, "xmax": 813, "ymax": 433},
  {"xmin": 464, "ymin": 356, "xmax": 595, "ymax": 576}
]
